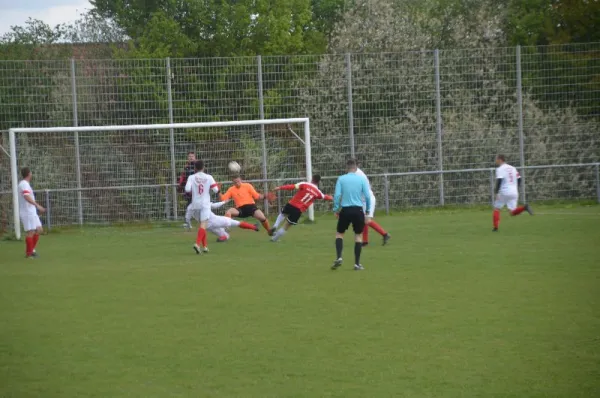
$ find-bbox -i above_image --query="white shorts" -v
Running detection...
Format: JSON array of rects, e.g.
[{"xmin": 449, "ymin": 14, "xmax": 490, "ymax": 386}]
[
  {"xmin": 362, "ymin": 193, "xmax": 376, "ymax": 217},
  {"xmin": 207, "ymin": 214, "xmax": 238, "ymax": 230},
  {"xmin": 190, "ymin": 205, "xmax": 211, "ymax": 222},
  {"xmin": 21, "ymin": 214, "xmax": 42, "ymax": 231},
  {"xmin": 494, "ymin": 193, "xmax": 518, "ymax": 211}
]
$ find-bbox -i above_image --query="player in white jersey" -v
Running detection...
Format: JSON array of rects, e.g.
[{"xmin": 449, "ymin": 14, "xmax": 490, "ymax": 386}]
[
  {"xmin": 18, "ymin": 167, "xmax": 46, "ymax": 258},
  {"xmin": 493, "ymin": 154, "xmax": 533, "ymax": 231},
  {"xmin": 355, "ymin": 167, "xmax": 391, "ymax": 246},
  {"xmin": 207, "ymin": 200, "xmax": 259, "ymax": 241},
  {"xmin": 184, "ymin": 160, "xmax": 219, "ymax": 254}
]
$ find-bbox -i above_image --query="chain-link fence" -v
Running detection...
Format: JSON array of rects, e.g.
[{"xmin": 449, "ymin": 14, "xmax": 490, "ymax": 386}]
[{"xmin": 1, "ymin": 43, "xmax": 599, "ymax": 232}]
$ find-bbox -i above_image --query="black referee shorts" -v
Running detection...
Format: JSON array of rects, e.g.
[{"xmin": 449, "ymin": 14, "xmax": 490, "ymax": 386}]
[{"xmin": 337, "ymin": 206, "xmax": 365, "ymax": 234}]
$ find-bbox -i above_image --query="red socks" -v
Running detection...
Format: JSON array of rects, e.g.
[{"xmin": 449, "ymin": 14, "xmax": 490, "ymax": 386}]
[
  {"xmin": 493, "ymin": 209, "xmax": 500, "ymax": 229},
  {"xmin": 196, "ymin": 228, "xmax": 207, "ymax": 247},
  {"xmin": 33, "ymin": 234, "xmax": 39, "ymax": 249},
  {"xmin": 25, "ymin": 237, "xmax": 34, "ymax": 256},
  {"xmin": 369, "ymin": 221, "xmax": 387, "ymax": 236},
  {"xmin": 239, "ymin": 221, "xmax": 257, "ymax": 231},
  {"xmin": 362, "ymin": 226, "xmax": 369, "ymax": 242},
  {"xmin": 511, "ymin": 206, "xmax": 526, "ymax": 216}
]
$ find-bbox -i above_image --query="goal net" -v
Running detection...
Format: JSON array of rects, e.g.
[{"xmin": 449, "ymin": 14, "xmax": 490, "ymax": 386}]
[{"xmin": 9, "ymin": 118, "xmax": 312, "ymax": 240}]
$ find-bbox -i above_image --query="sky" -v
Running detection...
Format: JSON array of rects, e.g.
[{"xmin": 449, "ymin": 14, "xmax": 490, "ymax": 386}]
[{"xmin": 0, "ymin": 0, "xmax": 92, "ymax": 35}]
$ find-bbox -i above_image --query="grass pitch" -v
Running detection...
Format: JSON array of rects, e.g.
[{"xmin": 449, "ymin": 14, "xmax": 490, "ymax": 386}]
[{"xmin": 1, "ymin": 205, "xmax": 599, "ymax": 397}]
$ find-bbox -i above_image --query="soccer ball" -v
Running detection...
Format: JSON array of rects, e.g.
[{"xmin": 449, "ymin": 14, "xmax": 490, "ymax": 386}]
[{"xmin": 228, "ymin": 161, "xmax": 241, "ymax": 174}]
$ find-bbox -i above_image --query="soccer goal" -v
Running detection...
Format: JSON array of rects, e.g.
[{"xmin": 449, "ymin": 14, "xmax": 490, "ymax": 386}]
[{"xmin": 9, "ymin": 118, "xmax": 313, "ymax": 240}]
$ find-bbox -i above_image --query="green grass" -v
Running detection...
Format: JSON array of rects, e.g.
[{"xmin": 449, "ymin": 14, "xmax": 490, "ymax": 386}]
[{"xmin": 1, "ymin": 205, "xmax": 599, "ymax": 398}]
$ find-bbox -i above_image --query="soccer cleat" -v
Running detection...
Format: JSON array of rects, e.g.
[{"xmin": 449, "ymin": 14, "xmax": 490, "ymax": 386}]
[
  {"xmin": 193, "ymin": 244, "xmax": 202, "ymax": 254},
  {"xmin": 362, "ymin": 242, "xmax": 369, "ymax": 247},
  {"xmin": 268, "ymin": 227, "xmax": 275, "ymax": 236},
  {"xmin": 331, "ymin": 258, "xmax": 343, "ymax": 270},
  {"xmin": 525, "ymin": 204, "xmax": 534, "ymax": 215},
  {"xmin": 25, "ymin": 254, "xmax": 35, "ymax": 259},
  {"xmin": 183, "ymin": 222, "xmax": 191, "ymax": 230},
  {"xmin": 255, "ymin": 223, "xmax": 261, "ymax": 232},
  {"xmin": 383, "ymin": 234, "xmax": 391, "ymax": 246},
  {"xmin": 31, "ymin": 251, "xmax": 39, "ymax": 258},
  {"xmin": 354, "ymin": 264, "xmax": 365, "ymax": 271},
  {"xmin": 492, "ymin": 228, "xmax": 498, "ymax": 232},
  {"xmin": 203, "ymin": 247, "xmax": 209, "ymax": 253},
  {"xmin": 216, "ymin": 236, "xmax": 228, "ymax": 243}
]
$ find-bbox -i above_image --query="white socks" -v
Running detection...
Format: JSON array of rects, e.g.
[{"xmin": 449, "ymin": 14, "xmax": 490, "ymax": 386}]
[
  {"xmin": 272, "ymin": 228, "xmax": 286, "ymax": 241},
  {"xmin": 185, "ymin": 204, "xmax": 193, "ymax": 225},
  {"xmin": 273, "ymin": 213, "xmax": 285, "ymax": 229}
]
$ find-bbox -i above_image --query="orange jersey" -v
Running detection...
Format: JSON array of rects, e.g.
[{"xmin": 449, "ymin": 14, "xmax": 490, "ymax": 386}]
[{"xmin": 220, "ymin": 183, "xmax": 261, "ymax": 208}]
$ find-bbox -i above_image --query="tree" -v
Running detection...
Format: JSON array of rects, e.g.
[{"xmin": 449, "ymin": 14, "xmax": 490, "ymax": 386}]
[
  {"xmin": 507, "ymin": 0, "xmax": 600, "ymax": 46},
  {"xmin": 91, "ymin": 0, "xmax": 328, "ymax": 56}
]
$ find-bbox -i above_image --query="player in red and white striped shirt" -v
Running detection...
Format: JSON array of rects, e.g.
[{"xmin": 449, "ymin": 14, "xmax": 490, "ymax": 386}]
[{"xmin": 269, "ymin": 175, "xmax": 333, "ymax": 242}]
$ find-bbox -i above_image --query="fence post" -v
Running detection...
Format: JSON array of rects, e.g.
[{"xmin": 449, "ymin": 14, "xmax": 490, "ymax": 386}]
[
  {"xmin": 70, "ymin": 58, "xmax": 83, "ymax": 225},
  {"xmin": 277, "ymin": 179, "xmax": 282, "ymax": 212},
  {"xmin": 164, "ymin": 185, "xmax": 170, "ymax": 221},
  {"xmin": 45, "ymin": 189, "xmax": 51, "ymax": 231},
  {"xmin": 489, "ymin": 169, "xmax": 495, "ymax": 205},
  {"xmin": 345, "ymin": 53, "xmax": 356, "ymax": 158},
  {"xmin": 596, "ymin": 163, "xmax": 600, "ymax": 204},
  {"xmin": 166, "ymin": 57, "xmax": 177, "ymax": 220},
  {"xmin": 257, "ymin": 55, "xmax": 269, "ymax": 216},
  {"xmin": 516, "ymin": 45, "xmax": 526, "ymax": 202},
  {"xmin": 384, "ymin": 174, "xmax": 390, "ymax": 215},
  {"xmin": 434, "ymin": 49, "xmax": 444, "ymax": 206}
]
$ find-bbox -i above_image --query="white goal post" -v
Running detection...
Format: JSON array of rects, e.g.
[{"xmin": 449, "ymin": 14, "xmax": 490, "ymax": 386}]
[{"xmin": 9, "ymin": 118, "xmax": 313, "ymax": 240}]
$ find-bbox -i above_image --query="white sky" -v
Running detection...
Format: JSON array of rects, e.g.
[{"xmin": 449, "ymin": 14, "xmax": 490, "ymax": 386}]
[{"xmin": 0, "ymin": 0, "xmax": 92, "ymax": 35}]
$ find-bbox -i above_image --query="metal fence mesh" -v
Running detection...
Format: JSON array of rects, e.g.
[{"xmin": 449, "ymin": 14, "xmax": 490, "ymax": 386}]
[{"xmin": 1, "ymin": 43, "xmax": 599, "ymax": 232}]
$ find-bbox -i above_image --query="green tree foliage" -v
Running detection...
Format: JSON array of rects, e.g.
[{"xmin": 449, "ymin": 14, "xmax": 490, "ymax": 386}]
[
  {"xmin": 91, "ymin": 0, "xmax": 328, "ymax": 56},
  {"xmin": 507, "ymin": 0, "xmax": 600, "ymax": 46}
]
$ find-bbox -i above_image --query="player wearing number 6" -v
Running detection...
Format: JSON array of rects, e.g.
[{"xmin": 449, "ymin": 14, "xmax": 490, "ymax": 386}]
[
  {"xmin": 493, "ymin": 154, "xmax": 533, "ymax": 232},
  {"xmin": 185, "ymin": 160, "xmax": 219, "ymax": 254},
  {"xmin": 269, "ymin": 175, "xmax": 333, "ymax": 242}
]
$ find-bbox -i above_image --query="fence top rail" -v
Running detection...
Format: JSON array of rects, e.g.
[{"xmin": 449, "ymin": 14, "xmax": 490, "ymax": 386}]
[
  {"xmin": 9, "ymin": 118, "xmax": 310, "ymax": 134},
  {"xmin": 1, "ymin": 163, "xmax": 598, "ymax": 196}
]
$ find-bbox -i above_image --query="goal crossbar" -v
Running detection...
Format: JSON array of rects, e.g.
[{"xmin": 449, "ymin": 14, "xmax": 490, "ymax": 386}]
[{"xmin": 9, "ymin": 118, "xmax": 312, "ymax": 239}]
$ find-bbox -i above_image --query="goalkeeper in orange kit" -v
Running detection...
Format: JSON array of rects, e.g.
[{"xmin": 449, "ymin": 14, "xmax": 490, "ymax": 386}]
[{"xmin": 220, "ymin": 176, "xmax": 275, "ymax": 234}]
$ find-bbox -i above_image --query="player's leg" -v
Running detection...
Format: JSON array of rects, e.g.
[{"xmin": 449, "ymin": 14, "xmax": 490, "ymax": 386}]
[
  {"xmin": 352, "ymin": 209, "xmax": 366, "ymax": 270},
  {"xmin": 21, "ymin": 215, "xmax": 36, "ymax": 258},
  {"xmin": 332, "ymin": 209, "xmax": 350, "ymax": 269},
  {"xmin": 365, "ymin": 195, "xmax": 390, "ymax": 245},
  {"xmin": 252, "ymin": 209, "xmax": 271, "ymax": 235},
  {"xmin": 193, "ymin": 208, "xmax": 209, "ymax": 254},
  {"xmin": 509, "ymin": 196, "xmax": 533, "ymax": 216},
  {"xmin": 273, "ymin": 209, "xmax": 286, "ymax": 230},
  {"xmin": 31, "ymin": 216, "xmax": 42, "ymax": 257},
  {"xmin": 211, "ymin": 227, "xmax": 230, "ymax": 242},
  {"xmin": 272, "ymin": 204, "xmax": 300, "ymax": 242},
  {"xmin": 226, "ymin": 217, "xmax": 259, "ymax": 232},
  {"xmin": 225, "ymin": 207, "xmax": 240, "ymax": 218},
  {"xmin": 183, "ymin": 197, "xmax": 193, "ymax": 228},
  {"xmin": 492, "ymin": 195, "xmax": 506, "ymax": 231}
]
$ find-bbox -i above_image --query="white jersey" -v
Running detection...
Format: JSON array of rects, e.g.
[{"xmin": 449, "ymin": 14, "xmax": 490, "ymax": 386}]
[
  {"xmin": 18, "ymin": 180, "xmax": 37, "ymax": 216},
  {"xmin": 495, "ymin": 163, "xmax": 520, "ymax": 196},
  {"xmin": 185, "ymin": 171, "xmax": 219, "ymax": 209},
  {"xmin": 355, "ymin": 168, "xmax": 374, "ymax": 196}
]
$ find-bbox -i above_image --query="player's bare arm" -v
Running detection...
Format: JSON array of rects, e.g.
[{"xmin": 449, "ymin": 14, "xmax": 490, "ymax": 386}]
[{"xmin": 24, "ymin": 192, "xmax": 45, "ymax": 213}]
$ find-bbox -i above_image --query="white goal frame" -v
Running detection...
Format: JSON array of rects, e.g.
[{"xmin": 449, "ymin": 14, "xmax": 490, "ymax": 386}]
[{"xmin": 9, "ymin": 118, "xmax": 312, "ymax": 240}]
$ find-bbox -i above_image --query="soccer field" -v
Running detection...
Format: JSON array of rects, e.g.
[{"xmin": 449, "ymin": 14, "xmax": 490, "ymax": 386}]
[{"xmin": 1, "ymin": 206, "xmax": 599, "ymax": 397}]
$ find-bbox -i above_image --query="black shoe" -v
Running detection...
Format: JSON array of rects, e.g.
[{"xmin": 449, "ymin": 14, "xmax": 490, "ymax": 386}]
[
  {"xmin": 383, "ymin": 234, "xmax": 391, "ymax": 246},
  {"xmin": 268, "ymin": 227, "xmax": 275, "ymax": 236},
  {"xmin": 193, "ymin": 244, "xmax": 201, "ymax": 254},
  {"xmin": 362, "ymin": 242, "xmax": 369, "ymax": 247},
  {"xmin": 525, "ymin": 204, "xmax": 534, "ymax": 215},
  {"xmin": 255, "ymin": 223, "xmax": 261, "ymax": 232},
  {"xmin": 492, "ymin": 228, "xmax": 498, "ymax": 232},
  {"xmin": 31, "ymin": 251, "xmax": 39, "ymax": 258},
  {"xmin": 331, "ymin": 258, "xmax": 342, "ymax": 270}
]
